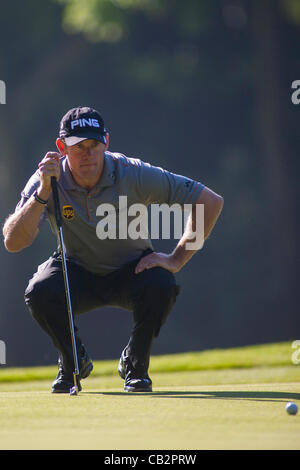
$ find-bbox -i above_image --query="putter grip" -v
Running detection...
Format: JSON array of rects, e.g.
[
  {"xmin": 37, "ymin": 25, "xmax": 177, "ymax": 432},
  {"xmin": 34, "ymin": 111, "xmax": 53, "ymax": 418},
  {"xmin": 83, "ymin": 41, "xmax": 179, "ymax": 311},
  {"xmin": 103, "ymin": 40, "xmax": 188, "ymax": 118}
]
[{"xmin": 51, "ymin": 176, "xmax": 62, "ymax": 228}]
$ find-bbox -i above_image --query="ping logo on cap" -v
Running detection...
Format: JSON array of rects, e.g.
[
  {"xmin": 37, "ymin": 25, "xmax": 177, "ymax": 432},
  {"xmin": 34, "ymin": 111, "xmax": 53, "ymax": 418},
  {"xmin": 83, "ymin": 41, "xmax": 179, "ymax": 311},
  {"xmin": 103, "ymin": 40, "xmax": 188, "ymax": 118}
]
[
  {"xmin": 70, "ymin": 118, "xmax": 100, "ymax": 130},
  {"xmin": 62, "ymin": 205, "xmax": 75, "ymax": 220}
]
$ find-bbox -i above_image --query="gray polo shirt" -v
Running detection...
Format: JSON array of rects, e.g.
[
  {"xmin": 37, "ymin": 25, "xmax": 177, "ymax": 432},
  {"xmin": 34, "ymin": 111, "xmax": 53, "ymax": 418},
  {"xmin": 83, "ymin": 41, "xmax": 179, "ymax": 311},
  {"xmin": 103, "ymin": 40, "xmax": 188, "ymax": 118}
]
[{"xmin": 16, "ymin": 152, "xmax": 204, "ymax": 274}]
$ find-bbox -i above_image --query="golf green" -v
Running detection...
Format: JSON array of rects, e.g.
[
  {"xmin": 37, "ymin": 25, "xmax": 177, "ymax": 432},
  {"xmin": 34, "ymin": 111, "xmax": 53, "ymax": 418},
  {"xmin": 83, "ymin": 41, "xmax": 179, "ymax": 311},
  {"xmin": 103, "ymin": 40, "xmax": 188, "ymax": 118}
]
[{"xmin": 0, "ymin": 365, "xmax": 299, "ymax": 450}]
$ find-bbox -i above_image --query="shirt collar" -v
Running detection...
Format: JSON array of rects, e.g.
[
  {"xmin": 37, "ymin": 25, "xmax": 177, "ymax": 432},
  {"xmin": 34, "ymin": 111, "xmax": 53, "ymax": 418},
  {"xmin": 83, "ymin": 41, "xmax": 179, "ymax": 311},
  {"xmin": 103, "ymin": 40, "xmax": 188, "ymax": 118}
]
[{"xmin": 59, "ymin": 152, "xmax": 116, "ymax": 193}]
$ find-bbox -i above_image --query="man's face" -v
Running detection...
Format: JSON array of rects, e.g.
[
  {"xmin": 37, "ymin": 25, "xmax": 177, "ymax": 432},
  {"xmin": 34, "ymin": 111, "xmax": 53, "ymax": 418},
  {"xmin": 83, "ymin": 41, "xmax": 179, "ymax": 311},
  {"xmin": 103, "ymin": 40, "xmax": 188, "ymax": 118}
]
[{"xmin": 57, "ymin": 138, "xmax": 108, "ymax": 188}]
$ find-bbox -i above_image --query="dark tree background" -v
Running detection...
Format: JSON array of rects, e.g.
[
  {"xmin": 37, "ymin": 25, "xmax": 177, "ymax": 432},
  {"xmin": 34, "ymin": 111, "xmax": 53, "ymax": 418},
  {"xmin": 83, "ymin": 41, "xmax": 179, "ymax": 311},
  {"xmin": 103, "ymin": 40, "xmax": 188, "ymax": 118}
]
[{"xmin": 0, "ymin": 0, "xmax": 299, "ymax": 367}]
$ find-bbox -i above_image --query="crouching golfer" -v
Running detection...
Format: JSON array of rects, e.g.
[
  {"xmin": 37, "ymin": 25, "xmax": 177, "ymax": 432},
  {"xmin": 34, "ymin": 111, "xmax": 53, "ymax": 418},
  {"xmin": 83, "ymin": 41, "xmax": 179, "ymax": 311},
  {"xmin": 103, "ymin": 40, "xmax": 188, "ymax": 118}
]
[{"xmin": 3, "ymin": 107, "xmax": 223, "ymax": 393}]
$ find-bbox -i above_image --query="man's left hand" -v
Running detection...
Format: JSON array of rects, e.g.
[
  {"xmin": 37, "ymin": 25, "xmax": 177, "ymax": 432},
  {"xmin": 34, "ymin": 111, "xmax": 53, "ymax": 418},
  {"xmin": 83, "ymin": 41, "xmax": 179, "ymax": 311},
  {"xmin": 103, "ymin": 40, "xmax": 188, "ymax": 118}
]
[{"xmin": 135, "ymin": 252, "xmax": 181, "ymax": 274}]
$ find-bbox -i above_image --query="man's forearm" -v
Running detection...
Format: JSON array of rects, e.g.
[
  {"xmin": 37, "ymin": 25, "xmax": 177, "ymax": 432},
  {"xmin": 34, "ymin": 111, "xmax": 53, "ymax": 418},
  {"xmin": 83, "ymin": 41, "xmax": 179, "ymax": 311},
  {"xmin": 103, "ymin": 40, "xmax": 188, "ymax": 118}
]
[
  {"xmin": 171, "ymin": 207, "xmax": 203, "ymax": 270},
  {"xmin": 171, "ymin": 187, "xmax": 224, "ymax": 270},
  {"xmin": 3, "ymin": 194, "xmax": 45, "ymax": 252}
]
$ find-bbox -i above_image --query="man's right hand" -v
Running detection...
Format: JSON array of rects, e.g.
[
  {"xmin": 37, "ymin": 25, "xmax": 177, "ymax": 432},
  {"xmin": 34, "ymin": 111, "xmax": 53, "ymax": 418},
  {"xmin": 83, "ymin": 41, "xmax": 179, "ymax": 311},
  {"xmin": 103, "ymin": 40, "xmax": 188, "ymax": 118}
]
[
  {"xmin": 3, "ymin": 152, "xmax": 62, "ymax": 253},
  {"xmin": 38, "ymin": 152, "xmax": 61, "ymax": 200}
]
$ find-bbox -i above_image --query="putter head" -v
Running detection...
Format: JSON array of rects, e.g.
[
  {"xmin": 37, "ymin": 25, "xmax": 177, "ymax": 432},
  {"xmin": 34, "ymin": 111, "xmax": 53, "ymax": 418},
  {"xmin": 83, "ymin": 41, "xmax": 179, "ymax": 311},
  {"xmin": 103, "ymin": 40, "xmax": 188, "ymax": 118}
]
[{"xmin": 69, "ymin": 385, "xmax": 78, "ymax": 396}]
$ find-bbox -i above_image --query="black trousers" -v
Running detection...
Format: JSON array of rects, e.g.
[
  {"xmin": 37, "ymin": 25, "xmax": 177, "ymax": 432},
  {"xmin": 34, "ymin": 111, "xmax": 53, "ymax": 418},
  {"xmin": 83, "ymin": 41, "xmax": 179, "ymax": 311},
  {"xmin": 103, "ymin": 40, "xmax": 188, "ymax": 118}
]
[{"xmin": 24, "ymin": 249, "xmax": 180, "ymax": 374}]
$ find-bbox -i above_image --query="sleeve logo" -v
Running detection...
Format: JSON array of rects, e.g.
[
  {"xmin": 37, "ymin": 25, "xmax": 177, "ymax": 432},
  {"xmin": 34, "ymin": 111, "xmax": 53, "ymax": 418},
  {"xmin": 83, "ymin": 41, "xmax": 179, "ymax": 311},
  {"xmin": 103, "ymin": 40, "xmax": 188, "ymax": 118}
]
[{"xmin": 62, "ymin": 205, "xmax": 75, "ymax": 220}]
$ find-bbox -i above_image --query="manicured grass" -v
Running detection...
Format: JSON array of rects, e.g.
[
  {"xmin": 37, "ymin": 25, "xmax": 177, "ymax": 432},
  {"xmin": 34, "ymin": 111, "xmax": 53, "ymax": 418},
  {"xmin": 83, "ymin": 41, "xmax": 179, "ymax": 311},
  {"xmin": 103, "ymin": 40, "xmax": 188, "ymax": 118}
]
[
  {"xmin": 0, "ymin": 342, "xmax": 299, "ymax": 450},
  {"xmin": 0, "ymin": 341, "xmax": 294, "ymax": 382}
]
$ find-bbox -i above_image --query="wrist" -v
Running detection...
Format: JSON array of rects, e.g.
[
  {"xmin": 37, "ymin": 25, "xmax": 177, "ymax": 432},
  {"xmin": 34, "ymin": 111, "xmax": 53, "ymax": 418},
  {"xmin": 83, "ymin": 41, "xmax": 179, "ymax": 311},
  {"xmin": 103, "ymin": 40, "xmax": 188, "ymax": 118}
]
[
  {"xmin": 168, "ymin": 252, "xmax": 184, "ymax": 273},
  {"xmin": 171, "ymin": 244, "xmax": 195, "ymax": 272},
  {"xmin": 33, "ymin": 187, "xmax": 49, "ymax": 205},
  {"xmin": 37, "ymin": 185, "xmax": 51, "ymax": 202}
]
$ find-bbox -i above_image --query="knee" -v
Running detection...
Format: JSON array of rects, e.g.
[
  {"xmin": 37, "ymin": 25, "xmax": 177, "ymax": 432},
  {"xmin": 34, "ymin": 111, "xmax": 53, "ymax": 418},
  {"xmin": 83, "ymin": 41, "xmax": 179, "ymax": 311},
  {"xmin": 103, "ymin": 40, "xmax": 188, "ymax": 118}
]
[
  {"xmin": 133, "ymin": 267, "xmax": 180, "ymax": 303},
  {"xmin": 24, "ymin": 278, "xmax": 62, "ymax": 318},
  {"xmin": 132, "ymin": 268, "xmax": 180, "ymax": 334},
  {"xmin": 148, "ymin": 283, "xmax": 180, "ymax": 337},
  {"xmin": 152, "ymin": 281, "xmax": 180, "ymax": 314},
  {"xmin": 148, "ymin": 282, "xmax": 180, "ymax": 307},
  {"xmin": 144, "ymin": 267, "xmax": 180, "ymax": 300},
  {"xmin": 24, "ymin": 280, "xmax": 47, "ymax": 316}
]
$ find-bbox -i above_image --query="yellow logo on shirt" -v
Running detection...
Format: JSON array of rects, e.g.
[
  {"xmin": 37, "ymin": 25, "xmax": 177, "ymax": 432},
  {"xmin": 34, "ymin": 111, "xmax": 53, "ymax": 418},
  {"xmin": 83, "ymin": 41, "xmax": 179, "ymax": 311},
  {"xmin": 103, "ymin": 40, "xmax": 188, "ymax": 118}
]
[{"xmin": 62, "ymin": 205, "xmax": 74, "ymax": 220}]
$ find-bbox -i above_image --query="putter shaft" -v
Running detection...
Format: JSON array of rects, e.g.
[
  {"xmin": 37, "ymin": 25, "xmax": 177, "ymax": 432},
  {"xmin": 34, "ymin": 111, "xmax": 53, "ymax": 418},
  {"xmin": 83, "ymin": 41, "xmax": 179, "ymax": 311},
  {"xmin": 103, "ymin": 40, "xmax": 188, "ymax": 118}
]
[
  {"xmin": 58, "ymin": 226, "xmax": 80, "ymax": 378},
  {"xmin": 51, "ymin": 177, "xmax": 79, "ymax": 393}
]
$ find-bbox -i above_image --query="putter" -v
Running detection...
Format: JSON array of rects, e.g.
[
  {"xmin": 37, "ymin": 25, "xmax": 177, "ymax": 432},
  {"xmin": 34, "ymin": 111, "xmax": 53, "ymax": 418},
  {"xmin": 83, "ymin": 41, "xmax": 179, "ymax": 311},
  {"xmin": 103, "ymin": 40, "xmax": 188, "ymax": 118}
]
[{"xmin": 51, "ymin": 176, "xmax": 79, "ymax": 396}]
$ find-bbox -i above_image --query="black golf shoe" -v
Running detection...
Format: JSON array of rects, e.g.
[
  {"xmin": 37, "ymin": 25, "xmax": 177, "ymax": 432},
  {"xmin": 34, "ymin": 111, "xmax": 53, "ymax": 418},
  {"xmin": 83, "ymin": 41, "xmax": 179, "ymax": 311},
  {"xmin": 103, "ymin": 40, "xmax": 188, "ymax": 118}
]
[
  {"xmin": 118, "ymin": 350, "xmax": 152, "ymax": 392},
  {"xmin": 51, "ymin": 344, "xmax": 93, "ymax": 393}
]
